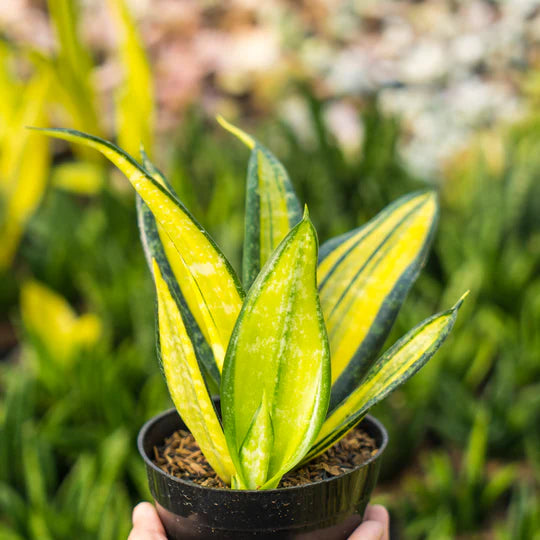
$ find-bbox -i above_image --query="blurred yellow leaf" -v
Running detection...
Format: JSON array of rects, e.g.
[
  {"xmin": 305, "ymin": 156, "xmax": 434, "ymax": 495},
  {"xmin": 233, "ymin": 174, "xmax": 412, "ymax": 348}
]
[
  {"xmin": 21, "ymin": 281, "xmax": 102, "ymax": 364},
  {"xmin": 51, "ymin": 161, "xmax": 104, "ymax": 195},
  {"xmin": 108, "ymin": 0, "xmax": 154, "ymax": 155},
  {"xmin": 47, "ymin": 0, "xmax": 102, "ymax": 139},
  {"xmin": 0, "ymin": 66, "xmax": 51, "ymax": 268}
]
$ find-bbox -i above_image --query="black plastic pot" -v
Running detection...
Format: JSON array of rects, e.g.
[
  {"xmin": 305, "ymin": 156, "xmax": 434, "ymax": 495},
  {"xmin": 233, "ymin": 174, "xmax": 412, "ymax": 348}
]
[{"xmin": 138, "ymin": 407, "xmax": 388, "ymax": 539}]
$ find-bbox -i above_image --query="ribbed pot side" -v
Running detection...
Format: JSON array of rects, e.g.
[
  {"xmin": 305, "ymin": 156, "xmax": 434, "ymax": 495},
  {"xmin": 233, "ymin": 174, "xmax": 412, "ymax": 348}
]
[{"xmin": 138, "ymin": 407, "xmax": 388, "ymax": 540}]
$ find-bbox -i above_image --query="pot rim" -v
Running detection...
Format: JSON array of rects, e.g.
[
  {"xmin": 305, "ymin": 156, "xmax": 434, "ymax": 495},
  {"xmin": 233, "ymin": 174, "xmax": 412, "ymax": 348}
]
[{"xmin": 138, "ymin": 407, "xmax": 388, "ymax": 495}]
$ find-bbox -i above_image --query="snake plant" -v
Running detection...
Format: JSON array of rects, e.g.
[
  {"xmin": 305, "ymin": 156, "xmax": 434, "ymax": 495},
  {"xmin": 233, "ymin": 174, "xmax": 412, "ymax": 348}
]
[{"xmin": 35, "ymin": 122, "xmax": 466, "ymax": 490}]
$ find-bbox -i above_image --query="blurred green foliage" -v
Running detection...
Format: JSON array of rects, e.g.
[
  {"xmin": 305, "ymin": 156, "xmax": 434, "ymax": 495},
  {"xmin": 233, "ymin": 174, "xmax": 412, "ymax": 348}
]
[{"xmin": 0, "ymin": 0, "xmax": 539, "ymax": 537}]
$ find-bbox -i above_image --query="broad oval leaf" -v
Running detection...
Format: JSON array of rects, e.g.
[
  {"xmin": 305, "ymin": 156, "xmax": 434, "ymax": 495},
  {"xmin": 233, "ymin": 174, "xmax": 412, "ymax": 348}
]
[
  {"xmin": 218, "ymin": 117, "xmax": 302, "ymax": 290},
  {"xmin": 34, "ymin": 128, "xmax": 245, "ymax": 371},
  {"xmin": 303, "ymin": 293, "xmax": 467, "ymax": 463},
  {"xmin": 153, "ymin": 260, "xmax": 235, "ymax": 483},
  {"xmin": 318, "ymin": 190, "xmax": 438, "ymax": 410},
  {"xmin": 221, "ymin": 213, "xmax": 330, "ymax": 490}
]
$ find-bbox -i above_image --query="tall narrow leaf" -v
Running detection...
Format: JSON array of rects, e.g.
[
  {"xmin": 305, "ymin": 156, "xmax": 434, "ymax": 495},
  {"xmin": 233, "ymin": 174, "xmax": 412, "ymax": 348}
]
[
  {"xmin": 218, "ymin": 117, "xmax": 302, "ymax": 289},
  {"xmin": 137, "ymin": 152, "xmax": 220, "ymax": 388},
  {"xmin": 153, "ymin": 261, "xmax": 235, "ymax": 483},
  {"xmin": 318, "ymin": 191, "xmax": 438, "ymax": 409},
  {"xmin": 0, "ymin": 44, "xmax": 19, "ymax": 132},
  {"xmin": 107, "ymin": 0, "xmax": 154, "ymax": 155},
  {"xmin": 34, "ymin": 128, "xmax": 245, "ymax": 371},
  {"xmin": 0, "ymin": 69, "xmax": 51, "ymax": 268},
  {"xmin": 47, "ymin": 0, "xmax": 102, "ymax": 138},
  {"xmin": 304, "ymin": 294, "xmax": 467, "ymax": 462},
  {"xmin": 221, "ymin": 213, "xmax": 330, "ymax": 489}
]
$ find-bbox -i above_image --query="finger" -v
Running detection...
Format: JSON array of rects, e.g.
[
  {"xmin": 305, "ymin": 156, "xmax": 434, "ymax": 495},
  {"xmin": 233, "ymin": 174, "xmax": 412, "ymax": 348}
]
[
  {"xmin": 348, "ymin": 520, "xmax": 383, "ymax": 540},
  {"xmin": 129, "ymin": 502, "xmax": 167, "ymax": 539},
  {"xmin": 364, "ymin": 505, "xmax": 390, "ymax": 540},
  {"xmin": 132, "ymin": 502, "xmax": 166, "ymax": 532},
  {"xmin": 128, "ymin": 530, "xmax": 167, "ymax": 540}
]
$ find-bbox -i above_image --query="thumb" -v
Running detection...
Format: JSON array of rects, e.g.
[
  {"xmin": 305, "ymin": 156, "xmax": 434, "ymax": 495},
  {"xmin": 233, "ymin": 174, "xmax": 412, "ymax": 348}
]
[{"xmin": 128, "ymin": 502, "xmax": 167, "ymax": 540}]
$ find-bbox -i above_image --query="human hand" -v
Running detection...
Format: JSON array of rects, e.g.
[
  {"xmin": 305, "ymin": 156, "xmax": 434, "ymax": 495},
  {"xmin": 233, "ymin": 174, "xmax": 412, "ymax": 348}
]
[
  {"xmin": 349, "ymin": 505, "xmax": 389, "ymax": 539},
  {"xmin": 127, "ymin": 502, "xmax": 388, "ymax": 540},
  {"xmin": 128, "ymin": 502, "xmax": 167, "ymax": 540}
]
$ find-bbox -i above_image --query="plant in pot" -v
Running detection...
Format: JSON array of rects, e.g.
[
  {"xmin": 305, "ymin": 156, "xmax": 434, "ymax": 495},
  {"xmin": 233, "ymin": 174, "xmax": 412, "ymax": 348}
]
[{"xmin": 35, "ymin": 121, "xmax": 466, "ymax": 539}]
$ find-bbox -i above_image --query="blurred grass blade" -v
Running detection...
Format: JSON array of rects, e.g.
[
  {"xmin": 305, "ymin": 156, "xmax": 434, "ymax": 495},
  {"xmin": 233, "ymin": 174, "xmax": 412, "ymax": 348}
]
[
  {"xmin": 22, "ymin": 423, "xmax": 49, "ymax": 511},
  {"xmin": 0, "ymin": 523, "xmax": 25, "ymax": 540},
  {"xmin": 55, "ymin": 454, "xmax": 97, "ymax": 522},
  {"xmin": 218, "ymin": 117, "xmax": 302, "ymax": 289},
  {"xmin": 29, "ymin": 513, "xmax": 53, "ymax": 540},
  {"xmin": 0, "ymin": 372, "xmax": 34, "ymax": 487},
  {"xmin": 463, "ymin": 408, "xmax": 488, "ymax": 486},
  {"xmin": 137, "ymin": 151, "xmax": 220, "ymax": 388},
  {"xmin": 318, "ymin": 191, "xmax": 438, "ymax": 409},
  {"xmin": 482, "ymin": 464, "xmax": 517, "ymax": 509},
  {"xmin": 35, "ymin": 128, "xmax": 245, "ymax": 371},
  {"xmin": 153, "ymin": 260, "xmax": 235, "ymax": 483},
  {"xmin": 0, "ymin": 483, "xmax": 26, "ymax": 532},
  {"xmin": 222, "ymin": 213, "xmax": 330, "ymax": 489},
  {"xmin": 0, "ymin": 69, "xmax": 51, "ymax": 268},
  {"xmin": 84, "ymin": 429, "xmax": 130, "ymax": 531},
  {"xmin": 107, "ymin": 0, "xmax": 154, "ymax": 155},
  {"xmin": 304, "ymin": 294, "xmax": 466, "ymax": 462}
]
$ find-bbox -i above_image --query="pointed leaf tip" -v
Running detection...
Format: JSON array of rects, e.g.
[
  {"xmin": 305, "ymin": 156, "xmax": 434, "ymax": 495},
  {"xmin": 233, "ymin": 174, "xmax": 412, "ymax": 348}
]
[
  {"xmin": 240, "ymin": 129, "xmax": 302, "ymax": 288},
  {"xmin": 305, "ymin": 294, "xmax": 464, "ymax": 462},
  {"xmin": 36, "ymin": 126, "xmax": 244, "ymax": 376},
  {"xmin": 216, "ymin": 116, "xmax": 255, "ymax": 150},
  {"xmin": 318, "ymin": 190, "xmax": 440, "ymax": 407},
  {"xmin": 303, "ymin": 205, "xmax": 309, "ymax": 219},
  {"xmin": 222, "ymin": 213, "xmax": 330, "ymax": 488},
  {"xmin": 454, "ymin": 291, "xmax": 470, "ymax": 310}
]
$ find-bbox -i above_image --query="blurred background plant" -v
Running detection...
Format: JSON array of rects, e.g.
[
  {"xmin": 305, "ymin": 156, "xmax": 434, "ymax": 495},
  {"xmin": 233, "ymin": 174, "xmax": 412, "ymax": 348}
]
[{"xmin": 1, "ymin": 0, "xmax": 539, "ymax": 538}]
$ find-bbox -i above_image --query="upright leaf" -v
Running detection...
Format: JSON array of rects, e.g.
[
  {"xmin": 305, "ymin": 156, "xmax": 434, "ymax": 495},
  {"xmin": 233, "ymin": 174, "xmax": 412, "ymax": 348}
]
[
  {"xmin": 0, "ymin": 43, "xmax": 20, "ymax": 132},
  {"xmin": 238, "ymin": 392, "xmax": 273, "ymax": 489},
  {"xmin": 153, "ymin": 261, "xmax": 235, "ymax": 483},
  {"xmin": 318, "ymin": 191, "xmax": 438, "ymax": 409},
  {"xmin": 107, "ymin": 0, "xmax": 154, "ymax": 155},
  {"xmin": 304, "ymin": 294, "xmax": 467, "ymax": 462},
  {"xmin": 0, "ymin": 69, "xmax": 51, "ymax": 268},
  {"xmin": 34, "ymin": 128, "xmax": 245, "ymax": 372},
  {"xmin": 218, "ymin": 117, "xmax": 302, "ymax": 289},
  {"xmin": 136, "ymin": 152, "xmax": 220, "ymax": 389},
  {"xmin": 47, "ymin": 0, "xmax": 102, "ymax": 138},
  {"xmin": 221, "ymin": 213, "xmax": 330, "ymax": 489}
]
